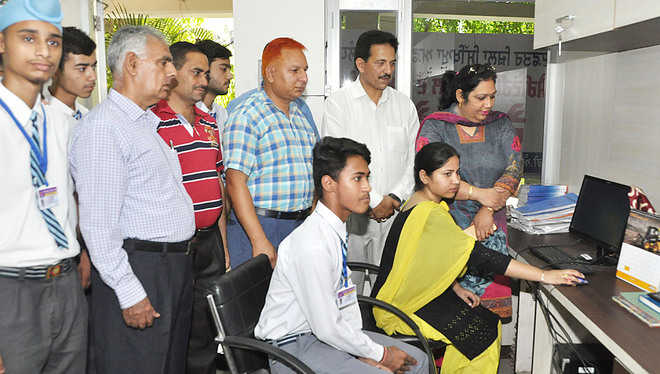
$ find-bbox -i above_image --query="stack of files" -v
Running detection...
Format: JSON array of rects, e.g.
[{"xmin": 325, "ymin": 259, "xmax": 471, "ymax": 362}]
[
  {"xmin": 639, "ymin": 293, "xmax": 660, "ymax": 314},
  {"xmin": 509, "ymin": 193, "xmax": 578, "ymax": 234},
  {"xmin": 518, "ymin": 184, "xmax": 568, "ymax": 205},
  {"xmin": 612, "ymin": 292, "xmax": 660, "ymax": 327}
]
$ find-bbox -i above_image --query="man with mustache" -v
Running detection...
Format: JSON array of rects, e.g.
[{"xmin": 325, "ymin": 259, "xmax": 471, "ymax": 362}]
[
  {"xmin": 0, "ymin": 0, "xmax": 87, "ymax": 372},
  {"xmin": 195, "ymin": 39, "xmax": 232, "ymax": 136},
  {"xmin": 70, "ymin": 26, "xmax": 196, "ymax": 374},
  {"xmin": 150, "ymin": 41, "xmax": 229, "ymax": 374},
  {"xmin": 321, "ymin": 30, "xmax": 419, "ymax": 276},
  {"xmin": 223, "ymin": 37, "xmax": 318, "ymax": 268}
]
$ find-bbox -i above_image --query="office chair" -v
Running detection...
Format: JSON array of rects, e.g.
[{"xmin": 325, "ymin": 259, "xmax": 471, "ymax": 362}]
[
  {"xmin": 348, "ymin": 261, "xmax": 446, "ymax": 373},
  {"xmin": 346, "ymin": 261, "xmax": 380, "ymax": 295},
  {"xmin": 205, "ymin": 254, "xmax": 314, "ymax": 374},
  {"xmin": 206, "ymin": 254, "xmax": 436, "ymax": 374}
]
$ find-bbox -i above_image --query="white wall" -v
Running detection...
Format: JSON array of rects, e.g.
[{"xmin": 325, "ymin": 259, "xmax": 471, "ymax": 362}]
[
  {"xmin": 232, "ymin": 0, "xmax": 326, "ymax": 123},
  {"xmin": 60, "ymin": 0, "xmax": 100, "ymax": 107},
  {"xmin": 61, "ymin": 0, "xmax": 91, "ymax": 33},
  {"xmin": 547, "ymin": 45, "xmax": 660, "ymax": 205}
]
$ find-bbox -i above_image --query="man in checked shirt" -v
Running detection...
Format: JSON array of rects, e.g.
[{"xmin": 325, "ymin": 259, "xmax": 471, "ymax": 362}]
[{"xmin": 223, "ymin": 37, "xmax": 319, "ymax": 269}]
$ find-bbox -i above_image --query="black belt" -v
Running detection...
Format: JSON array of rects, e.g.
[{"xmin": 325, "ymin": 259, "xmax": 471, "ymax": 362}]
[
  {"xmin": 123, "ymin": 238, "xmax": 192, "ymax": 255},
  {"xmin": 194, "ymin": 222, "xmax": 219, "ymax": 238},
  {"xmin": 0, "ymin": 258, "xmax": 75, "ymax": 280},
  {"xmin": 254, "ymin": 207, "xmax": 311, "ymax": 220}
]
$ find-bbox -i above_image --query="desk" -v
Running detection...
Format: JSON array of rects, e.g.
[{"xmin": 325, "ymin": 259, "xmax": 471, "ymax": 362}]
[{"xmin": 508, "ymin": 228, "xmax": 660, "ymax": 374}]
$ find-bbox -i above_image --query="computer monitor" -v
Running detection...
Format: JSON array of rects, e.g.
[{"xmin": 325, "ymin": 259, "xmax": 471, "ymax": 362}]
[{"xmin": 569, "ymin": 175, "xmax": 630, "ymax": 262}]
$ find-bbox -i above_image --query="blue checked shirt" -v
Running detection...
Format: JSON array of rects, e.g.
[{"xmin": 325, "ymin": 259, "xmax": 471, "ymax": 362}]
[
  {"xmin": 222, "ymin": 89, "xmax": 318, "ymax": 211},
  {"xmin": 70, "ymin": 89, "xmax": 195, "ymax": 309}
]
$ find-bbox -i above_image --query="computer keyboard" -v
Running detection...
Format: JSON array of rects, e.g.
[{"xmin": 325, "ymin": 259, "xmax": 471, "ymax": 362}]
[{"xmin": 529, "ymin": 245, "xmax": 595, "ymax": 275}]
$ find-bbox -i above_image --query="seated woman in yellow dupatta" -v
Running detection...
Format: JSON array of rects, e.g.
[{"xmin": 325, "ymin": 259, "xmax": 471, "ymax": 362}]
[{"xmin": 371, "ymin": 142, "xmax": 585, "ymax": 374}]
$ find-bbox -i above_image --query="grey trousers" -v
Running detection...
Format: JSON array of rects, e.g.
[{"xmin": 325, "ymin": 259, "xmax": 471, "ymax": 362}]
[
  {"xmin": 269, "ymin": 331, "xmax": 429, "ymax": 374},
  {"xmin": 0, "ymin": 268, "xmax": 88, "ymax": 374}
]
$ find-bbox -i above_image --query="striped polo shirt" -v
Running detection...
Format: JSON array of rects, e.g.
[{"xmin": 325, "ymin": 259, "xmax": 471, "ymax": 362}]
[{"xmin": 152, "ymin": 100, "xmax": 224, "ymax": 229}]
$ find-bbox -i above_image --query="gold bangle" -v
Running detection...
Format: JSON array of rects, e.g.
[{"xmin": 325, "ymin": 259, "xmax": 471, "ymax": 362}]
[{"xmin": 468, "ymin": 185, "xmax": 474, "ymax": 199}]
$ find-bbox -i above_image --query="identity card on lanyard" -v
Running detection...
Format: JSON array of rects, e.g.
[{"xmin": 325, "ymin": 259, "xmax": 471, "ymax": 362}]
[
  {"xmin": 336, "ymin": 234, "xmax": 357, "ymax": 309},
  {"xmin": 0, "ymin": 98, "xmax": 59, "ymax": 210}
]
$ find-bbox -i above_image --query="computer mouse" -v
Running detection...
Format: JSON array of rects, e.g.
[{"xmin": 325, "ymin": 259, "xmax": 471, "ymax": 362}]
[{"xmin": 576, "ymin": 277, "xmax": 589, "ymax": 285}]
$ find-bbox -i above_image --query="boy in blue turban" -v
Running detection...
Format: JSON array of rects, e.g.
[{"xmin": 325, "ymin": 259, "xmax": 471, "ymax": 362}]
[{"xmin": 0, "ymin": 1, "xmax": 87, "ymax": 373}]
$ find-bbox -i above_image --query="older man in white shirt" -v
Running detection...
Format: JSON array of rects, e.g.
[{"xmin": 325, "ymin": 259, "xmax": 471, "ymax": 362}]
[
  {"xmin": 255, "ymin": 137, "xmax": 427, "ymax": 374},
  {"xmin": 322, "ymin": 30, "xmax": 419, "ymax": 271}
]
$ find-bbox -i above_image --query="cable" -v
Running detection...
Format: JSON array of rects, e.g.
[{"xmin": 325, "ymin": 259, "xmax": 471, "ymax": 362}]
[{"xmin": 529, "ymin": 281, "xmax": 597, "ymax": 373}]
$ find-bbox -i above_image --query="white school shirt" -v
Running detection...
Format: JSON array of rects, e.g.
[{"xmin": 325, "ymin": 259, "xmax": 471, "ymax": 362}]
[
  {"xmin": 0, "ymin": 82, "xmax": 80, "ymax": 267},
  {"xmin": 254, "ymin": 201, "xmax": 385, "ymax": 362},
  {"xmin": 196, "ymin": 100, "xmax": 227, "ymax": 134},
  {"xmin": 42, "ymin": 88, "xmax": 90, "ymax": 242},
  {"xmin": 322, "ymin": 77, "xmax": 419, "ymax": 207},
  {"xmin": 43, "ymin": 87, "xmax": 89, "ymax": 120}
]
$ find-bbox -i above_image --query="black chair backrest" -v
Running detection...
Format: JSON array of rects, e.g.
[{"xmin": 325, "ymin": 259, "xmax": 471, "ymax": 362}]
[
  {"xmin": 206, "ymin": 254, "xmax": 273, "ymax": 372},
  {"xmin": 359, "ymin": 301, "xmax": 381, "ymax": 332}
]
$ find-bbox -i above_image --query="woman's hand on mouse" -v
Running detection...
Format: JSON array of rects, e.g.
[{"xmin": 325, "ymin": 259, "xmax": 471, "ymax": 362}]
[{"xmin": 540, "ymin": 269, "xmax": 586, "ymax": 285}]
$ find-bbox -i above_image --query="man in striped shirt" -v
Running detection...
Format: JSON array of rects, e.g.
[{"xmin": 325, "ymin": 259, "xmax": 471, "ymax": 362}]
[{"xmin": 151, "ymin": 41, "xmax": 229, "ymax": 374}]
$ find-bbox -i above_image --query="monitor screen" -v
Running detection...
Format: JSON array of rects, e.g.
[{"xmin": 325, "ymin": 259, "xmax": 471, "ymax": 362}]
[{"xmin": 570, "ymin": 175, "xmax": 630, "ymax": 255}]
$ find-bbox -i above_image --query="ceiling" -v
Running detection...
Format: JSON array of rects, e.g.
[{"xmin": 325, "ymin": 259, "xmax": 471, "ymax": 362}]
[
  {"xmin": 104, "ymin": 0, "xmax": 533, "ymax": 20},
  {"xmin": 105, "ymin": 0, "xmax": 233, "ymax": 18},
  {"xmin": 413, "ymin": 0, "xmax": 534, "ymax": 20}
]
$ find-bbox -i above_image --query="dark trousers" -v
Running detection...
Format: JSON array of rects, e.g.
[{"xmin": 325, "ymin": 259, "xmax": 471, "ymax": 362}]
[
  {"xmin": 227, "ymin": 211, "xmax": 304, "ymax": 268},
  {"xmin": 0, "ymin": 267, "xmax": 87, "ymax": 374},
  {"xmin": 91, "ymin": 246, "xmax": 193, "ymax": 374},
  {"xmin": 186, "ymin": 225, "xmax": 226, "ymax": 374}
]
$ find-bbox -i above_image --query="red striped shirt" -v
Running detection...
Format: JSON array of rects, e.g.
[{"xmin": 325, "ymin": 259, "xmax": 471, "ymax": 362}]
[{"xmin": 152, "ymin": 100, "xmax": 223, "ymax": 229}]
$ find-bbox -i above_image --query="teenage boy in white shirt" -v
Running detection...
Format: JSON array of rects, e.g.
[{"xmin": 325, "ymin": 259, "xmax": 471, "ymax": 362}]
[
  {"xmin": 255, "ymin": 136, "xmax": 427, "ymax": 374},
  {"xmin": 0, "ymin": 1, "xmax": 86, "ymax": 372},
  {"xmin": 43, "ymin": 26, "xmax": 97, "ymax": 290},
  {"xmin": 44, "ymin": 26, "xmax": 97, "ymax": 122},
  {"xmin": 194, "ymin": 39, "xmax": 232, "ymax": 134}
]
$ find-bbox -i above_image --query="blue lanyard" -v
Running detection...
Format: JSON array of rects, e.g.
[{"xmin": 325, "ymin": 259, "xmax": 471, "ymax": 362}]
[
  {"xmin": 318, "ymin": 211, "xmax": 350, "ymax": 288},
  {"xmin": 338, "ymin": 234, "xmax": 349, "ymax": 288},
  {"xmin": 0, "ymin": 97, "xmax": 48, "ymax": 176}
]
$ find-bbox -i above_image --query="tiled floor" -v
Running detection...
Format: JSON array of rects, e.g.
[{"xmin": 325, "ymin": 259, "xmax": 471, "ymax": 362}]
[{"xmin": 498, "ymin": 345, "xmax": 516, "ymax": 374}]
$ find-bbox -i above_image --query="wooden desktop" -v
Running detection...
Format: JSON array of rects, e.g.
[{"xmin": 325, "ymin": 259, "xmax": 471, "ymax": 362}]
[{"xmin": 508, "ymin": 227, "xmax": 660, "ymax": 374}]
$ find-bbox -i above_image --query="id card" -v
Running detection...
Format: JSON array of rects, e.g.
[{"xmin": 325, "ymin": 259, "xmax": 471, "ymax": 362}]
[
  {"xmin": 336, "ymin": 285, "xmax": 357, "ymax": 309},
  {"xmin": 36, "ymin": 186, "xmax": 59, "ymax": 210}
]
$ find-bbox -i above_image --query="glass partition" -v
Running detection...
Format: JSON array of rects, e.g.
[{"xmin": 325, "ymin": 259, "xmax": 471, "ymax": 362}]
[{"xmin": 338, "ymin": 10, "xmax": 398, "ymax": 88}]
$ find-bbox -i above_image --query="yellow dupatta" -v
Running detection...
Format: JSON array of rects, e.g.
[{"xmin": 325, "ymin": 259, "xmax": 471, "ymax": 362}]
[{"xmin": 374, "ymin": 200, "xmax": 476, "ymax": 341}]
